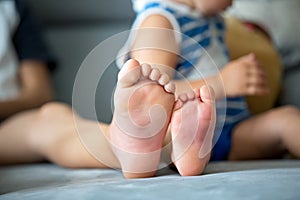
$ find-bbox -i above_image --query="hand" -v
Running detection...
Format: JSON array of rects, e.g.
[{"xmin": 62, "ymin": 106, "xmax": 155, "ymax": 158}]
[{"xmin": 221, "ymin": 53, "xmax": 270, "ymax": 97}]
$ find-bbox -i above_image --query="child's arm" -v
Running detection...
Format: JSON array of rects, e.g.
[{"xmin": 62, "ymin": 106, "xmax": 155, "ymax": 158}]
[
  {"xmin": 176, "ymin": 53, "xmax": 270, "ymax": 100},
  {"xmin": 130, "ymin": 15, "xmax": 179, "ymax": 78},
  {"xmin": 221, "ymin": 53, "xmax": 269, "ymax": 98},
  {"xmin": 130, "ymin": 15, "xmax": 269, "ymax": 99},
  {"xmin": 0, "ymin": 61, "xmax": 54, "ymax": 120},
  {"xmin": 130, "ymin": 14, "xmax": 219, "ymax": 98}
]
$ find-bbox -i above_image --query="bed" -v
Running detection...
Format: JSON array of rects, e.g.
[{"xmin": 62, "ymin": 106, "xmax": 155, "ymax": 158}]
[
  {"xmin": 1, "ymin": 1, "xmax": 299, "ymax": 199},
  {"xmin": 1, "ymin": 161, "xmax": 300, "ymax": 199}
]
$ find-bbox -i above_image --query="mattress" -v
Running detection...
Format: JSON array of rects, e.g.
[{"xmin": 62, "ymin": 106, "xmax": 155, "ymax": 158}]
[{"xmin": 1, "ymin": 160, "xmax": 300, "ymax": 200}]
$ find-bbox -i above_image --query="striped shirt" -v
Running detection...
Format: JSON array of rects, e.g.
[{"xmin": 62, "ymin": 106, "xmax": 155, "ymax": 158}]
[{"xmin": 117, "ymin": 0, "xmax": 250, "ymax": 127}]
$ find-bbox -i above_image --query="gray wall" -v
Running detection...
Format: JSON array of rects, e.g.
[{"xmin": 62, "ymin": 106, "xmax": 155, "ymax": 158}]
[
  {"xmin": 27, "ymin": 0, "xmax": 135, "ymax": 24},
  {"xmin": 26, "ymin": 0, "xmax": 135, "ymax": 123}
]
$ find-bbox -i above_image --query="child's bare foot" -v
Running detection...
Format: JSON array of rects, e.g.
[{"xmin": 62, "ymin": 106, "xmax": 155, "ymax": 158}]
[
  {"xmin": 109, "ymin": 59, "xmax": 175, "ymax": 178},
  {"xmin": 171, "ymin": 86, "xmax": 215, "ymax": 176}
]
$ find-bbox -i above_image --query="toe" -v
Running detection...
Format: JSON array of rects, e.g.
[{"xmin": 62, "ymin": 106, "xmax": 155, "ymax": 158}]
[
  {"xmin": 118, "ymin": 59, "xmax": 141, "ymax": 87},
  {"xmin": 158, "ymin": 74, "xmax": 170, "ymax": 86},
  {"xmin": 164, "ymin": 82, "xmax": 176, "ymax": 94},
  {"xmin": 187, "ymin": 91, "xmax": 195, "ymax": 100},
  {"xmin": 141, "ymin": 63, "xmax": 151, "ymax": 77},
  {"xmin": 173, "ymin": 99, "xmax": 184, "ymax": 110},
  {"xmin": 179, "ymin": 94, "xmax": 188, "ymax": 102},
  {"xmin": 149, "ymin": 68, "xmax": 161, "ymax": 81},
  {"xmin": 193, "ymin": 88, "xmax": 200, "ymax": 98},
  {"xmin": 199, "ymin": 86, "xmax": 215, "ymax": 103}
]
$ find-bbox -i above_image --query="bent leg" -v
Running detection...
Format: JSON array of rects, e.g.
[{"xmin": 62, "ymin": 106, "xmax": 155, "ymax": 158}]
[
  {"xmin": 0, "ymin": 102, "xmax": 119, "ymax": 169},
  {"xmin": 0, "ymin": 110, "xmax": 45, "ymax": 165},
  {"xmin": 229, "ymin": 106, "xmax": 300, "ymax": 160}
]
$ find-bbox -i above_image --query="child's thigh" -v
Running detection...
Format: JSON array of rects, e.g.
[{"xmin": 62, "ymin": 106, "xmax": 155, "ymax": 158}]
[{"xmin": 228, "ymin": 106, "xmax": 297, "ymax": 160}]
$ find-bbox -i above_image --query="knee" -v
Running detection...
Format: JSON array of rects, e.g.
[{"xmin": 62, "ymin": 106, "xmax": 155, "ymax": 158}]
[
  {"xmin": 38, "ymin": 102, "xmax": 72, "ymax": 117},
  {"xmin": 28, "ymin": 103, "xmax": 73, "ymax": 151},
  {"xmin": 270, "ymin": 105, "xmax": 300, "ymax": 127},
  {"xmin": 275, "ymin": 105, "xmax": 299, "ymax": 117}
]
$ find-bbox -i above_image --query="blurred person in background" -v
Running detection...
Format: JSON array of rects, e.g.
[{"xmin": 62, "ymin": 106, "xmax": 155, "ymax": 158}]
[{"xmin": 0, "ymin": 0, "xmax": 55, "ymax": 121}]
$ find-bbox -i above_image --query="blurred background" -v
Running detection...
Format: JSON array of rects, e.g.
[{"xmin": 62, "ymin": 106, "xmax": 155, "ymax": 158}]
[
  {"xmin": 26, "ymin": 0, "xmax": 135, "ymax": 123},
  {"xmin": 25, "ymin": 0, "xmax": 300, "ymax": 123}
]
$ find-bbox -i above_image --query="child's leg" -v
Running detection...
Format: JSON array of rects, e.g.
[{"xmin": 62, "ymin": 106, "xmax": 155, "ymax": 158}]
[
  {"xmin": 109, "ymin": 59, "xmax": 176, "ymax": 178},
  {"xmin": 0, "ymin": 59, "xmax": 216, "ymax": 178},
  {"xmin": 170, "ymin": 86, "xmax": 215, "ymax": 176},
  {"xmin": 0, "ymin": 110, "xmax": 45, "ymax": 164},
  {"xmin": 0, "ymin": 103, "xmax": 118, "ymax": 169},
  {"xmin": 228, "ymin": 106, "xmax": 300, "ymax": 160}
]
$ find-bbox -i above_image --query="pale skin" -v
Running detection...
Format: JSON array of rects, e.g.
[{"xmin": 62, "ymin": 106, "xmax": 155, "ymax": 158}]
[
  {"xmin": 0, "ymin": 60, "xmax": 215, "ymax": 179},
  {"xmin": 1, "ymin": 0, "xmax": 300, "ymax": 179},
  {"xmin": 168, "ymin": 0, "xmax": 300, "ymax": 161},
  {"xmin": 0, "ymin": 9, "xmax": 217, "ymax": 178}
]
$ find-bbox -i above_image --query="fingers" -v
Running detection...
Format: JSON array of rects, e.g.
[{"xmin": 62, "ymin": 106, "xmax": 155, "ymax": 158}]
[
  {"xmin": 237, "ymin": 54, "xmax": 270, "ymax": 96},
  {"xmin": 224, "ymin": 54, "xmax": 271, "ymax": 97},
  {"xmin": 246, "ymin": 84, "xmax": 270, "ymax": 96},
  {"xmin": 247, "ymin": 64, "xmax": 267, "ymax": 85},
  {"xmin": 247, "ymin": 60, "xmax": 266, "ymax": 76},
  {"xmin": 245, "ymin": 59, "xmax": 270, "ymax": 96}
]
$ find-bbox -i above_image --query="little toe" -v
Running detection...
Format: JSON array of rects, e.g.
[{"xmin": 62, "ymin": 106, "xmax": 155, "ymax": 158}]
[
  {"xmin": 179, "ymin": 93, "xmax": 188, "ymax": 103},
  {"xmin": 174, "ymin": 99, "xmax": 184, "ymax": 110},
  {"xmin": 187, "ymin": 91, "xmax": 195, "ymax": 100}
]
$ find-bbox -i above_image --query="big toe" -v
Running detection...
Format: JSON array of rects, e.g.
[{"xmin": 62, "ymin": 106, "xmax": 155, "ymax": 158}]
[
  {"xmin": 118, "ymin": 59, "xmax": 142, "ymax": 87},
  {"xmin": 198, "ymin": 85, "xmax": 215, "ymax": 103}
]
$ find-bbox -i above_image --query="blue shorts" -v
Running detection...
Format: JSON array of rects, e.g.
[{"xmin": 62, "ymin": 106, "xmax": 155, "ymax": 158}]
[
  {"xmin": 210, "ymin": 97, "xmax": 250, "ymax": 161},
  {"xmin": 210, "ymin": 121, "xmax": 240, "ymax": 161}
]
